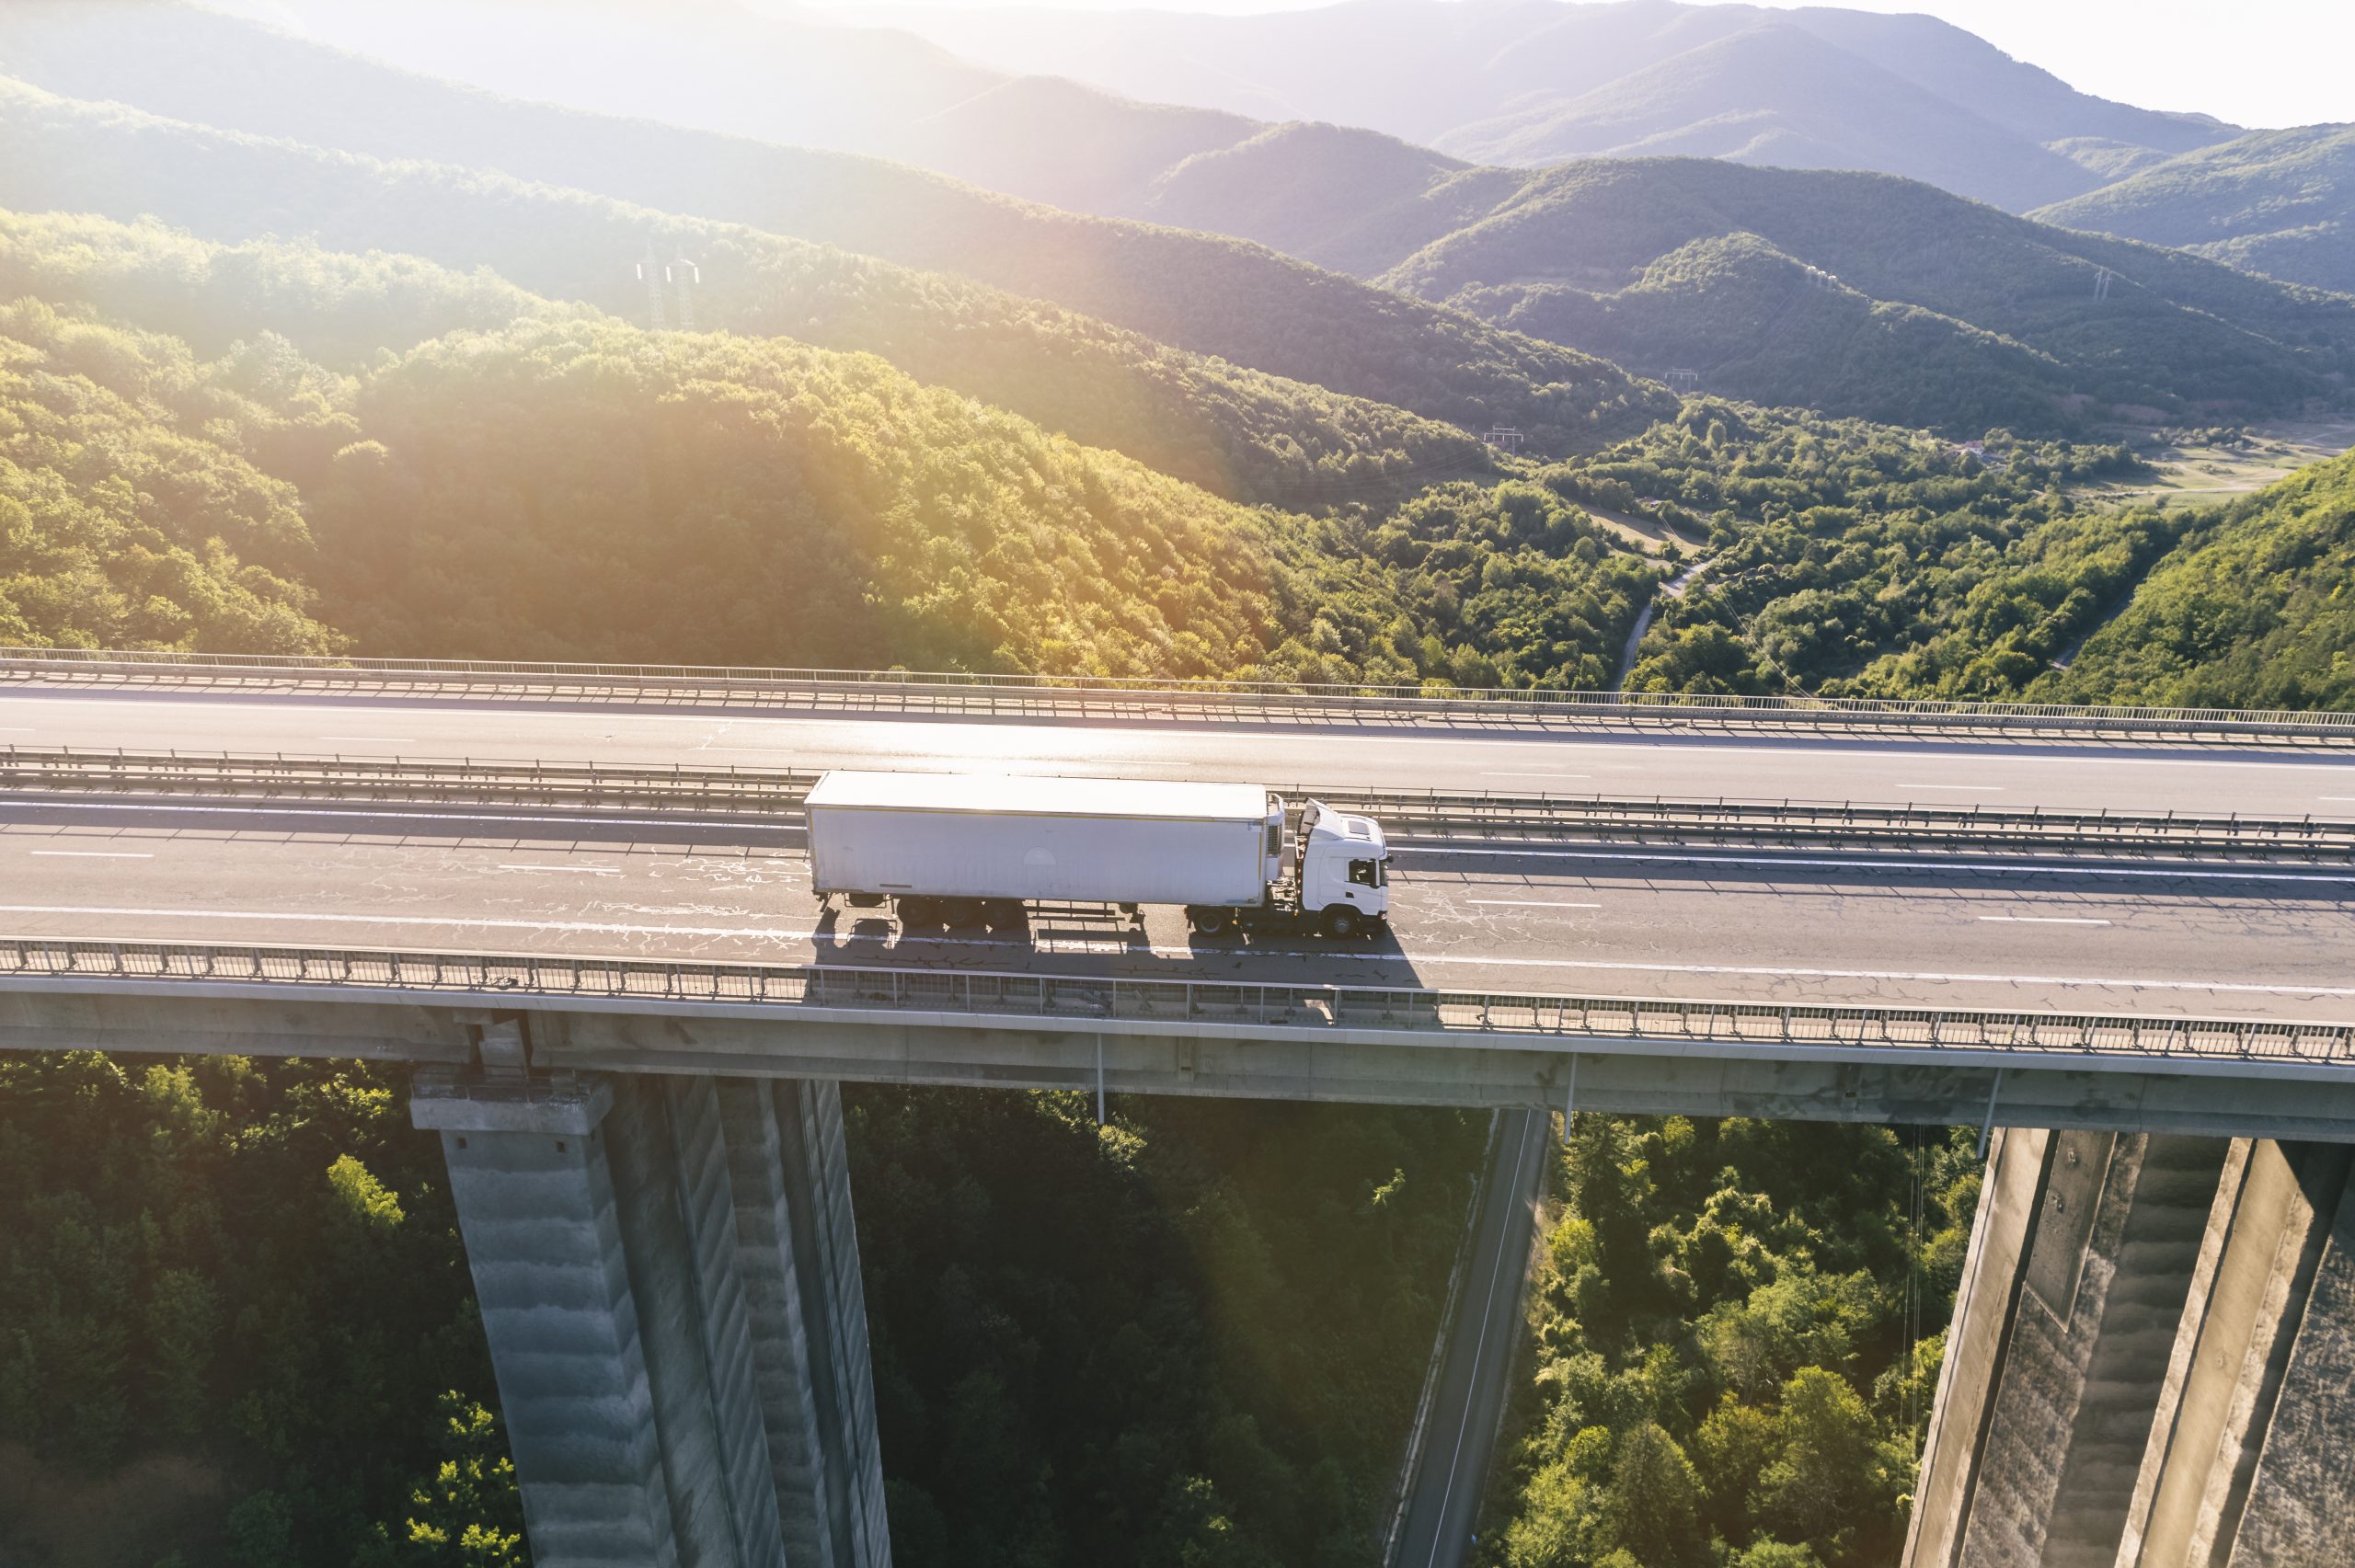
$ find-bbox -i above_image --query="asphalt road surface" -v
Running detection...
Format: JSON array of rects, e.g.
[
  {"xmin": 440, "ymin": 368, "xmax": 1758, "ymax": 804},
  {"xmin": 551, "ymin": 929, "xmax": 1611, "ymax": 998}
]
[
  {"xmin": 6, "ymin": 798, "xmax": 2353, "ymax": 1019},
  {"xmin": 4, "ymin": 687, "xmax": 2355, "ymax": 818},
  {"xmin": 1396, "ymin": 1108, "xmax": 1550, "ymax": 1568}
]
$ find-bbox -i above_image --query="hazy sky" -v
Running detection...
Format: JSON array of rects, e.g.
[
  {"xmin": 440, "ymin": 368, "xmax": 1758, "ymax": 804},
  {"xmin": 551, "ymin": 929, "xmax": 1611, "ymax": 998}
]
[{"xmin": 821, "ymin": 0, "xmax": 2352, "ymax": 128}]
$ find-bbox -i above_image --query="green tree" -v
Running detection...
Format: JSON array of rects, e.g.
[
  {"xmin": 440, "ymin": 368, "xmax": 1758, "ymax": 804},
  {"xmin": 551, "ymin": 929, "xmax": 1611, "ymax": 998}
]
[
  {"xmin": 1757, "ymin": 1368, "xmax": 1881, "ymax": 1557},
  {"xmin": 1605, "ymin": 1422, "xmax": 1704, "ymax": 1567}
]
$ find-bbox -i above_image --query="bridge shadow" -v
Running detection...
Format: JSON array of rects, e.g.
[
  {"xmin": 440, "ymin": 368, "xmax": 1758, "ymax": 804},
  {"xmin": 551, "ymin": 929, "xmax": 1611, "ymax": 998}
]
[{"xmin": 805, "ymin": 902, "xmax": 1430, "ymax": 988}]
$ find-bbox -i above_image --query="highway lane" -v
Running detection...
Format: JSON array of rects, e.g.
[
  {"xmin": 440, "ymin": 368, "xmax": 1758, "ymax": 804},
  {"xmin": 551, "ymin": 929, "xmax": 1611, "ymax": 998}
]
[
  {"xmin": 4, "ymin": 688, "xmax": 2355, "ymax": 818},
  {"xmin": 1396, "ymin": 1108, "xmax": 1549, "ymax": 1568},
  {"xmin": 6, "ymin": 800, "xmax": 2353, "ymax": 1020}
]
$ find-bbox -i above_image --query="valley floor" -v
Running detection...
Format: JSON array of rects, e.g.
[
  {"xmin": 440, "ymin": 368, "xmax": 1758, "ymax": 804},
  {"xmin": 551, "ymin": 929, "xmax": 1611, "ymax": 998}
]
[{"xmin": 2091, "ymin": 414, "xmax": 2355, "ymax": 508}]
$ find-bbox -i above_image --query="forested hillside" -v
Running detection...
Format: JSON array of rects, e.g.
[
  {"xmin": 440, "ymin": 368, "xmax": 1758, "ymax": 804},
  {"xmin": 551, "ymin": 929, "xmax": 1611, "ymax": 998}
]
[
  {"xmin": 1577, "ymin": 400, "xmax": 2160, "ymax": 696},
  {"xmin": 2039, "ymin": 449, "xmax": 2355, "ymax": 709},
  {"xmin": 0, "ymin": 84, "xmax": 1540, "ymax": 509},
  {"xmin": 0, "ymin": 294, "xmax": 341, "ymax": 652},
  {"xmin": 1478, "ymin": 1117, "xmax": 1980, "ymax": 1568},
  {"xmin": 2032, "ymin": 124, "xmax": 2355, "ymax": 295},
  {"xmin": 0, "ymin": 0, "xmax": 1672, "ymax": 467},
  {"xmin": 0, "ymin": 209, "xmax": 1662, "ymax": 686}
]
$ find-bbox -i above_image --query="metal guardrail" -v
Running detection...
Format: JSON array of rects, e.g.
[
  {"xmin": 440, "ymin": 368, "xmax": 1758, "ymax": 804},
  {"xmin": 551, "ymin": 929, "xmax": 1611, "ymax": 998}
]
[
  {"xmin": 4, "ymin": 938, "xmax": 2351, "ymax": 1070},
  {"xmin": 6, "ymin": 748, "xmax": 2353, "ymax": 861},
  {"xmin": 5, "ymin": 648, "xmax": 2352, "ymax": 742}
]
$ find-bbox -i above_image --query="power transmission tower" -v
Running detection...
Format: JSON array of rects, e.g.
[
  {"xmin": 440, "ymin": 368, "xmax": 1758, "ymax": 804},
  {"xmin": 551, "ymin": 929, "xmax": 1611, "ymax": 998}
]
[
  {"xmin": 636, "ymin": 242, "xmax": 667, "ymax": 330},
  {"xmin": 670, "ymin": 255, "xmax": 702, "ymax": 330}
]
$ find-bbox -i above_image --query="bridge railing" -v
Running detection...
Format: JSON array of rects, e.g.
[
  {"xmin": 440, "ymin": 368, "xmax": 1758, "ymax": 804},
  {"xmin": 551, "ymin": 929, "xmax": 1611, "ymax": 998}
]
[
  {"xmin": 6, "ymin": 748, "xmax": 2351, "ymax": 858},
  {"xmin": 5, "ymin": 647, "xmax": 2351, "ymax": 741},
  {"xmin": 6, "ymin": 938, "xmax": 2352, "ymax": 1070}
]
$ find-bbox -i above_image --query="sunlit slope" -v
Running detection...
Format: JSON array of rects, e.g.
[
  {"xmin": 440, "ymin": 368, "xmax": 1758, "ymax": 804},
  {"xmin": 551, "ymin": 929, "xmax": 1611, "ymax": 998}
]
[
  {"xmin": 0, "ymin": 82, "xmax": 1524, "ymax": 507},
  {"xmin": 0, "ymin": 295, "xmax": 342, "ymax": 652},
  {"xmin": 2044, "ymin": 449, "xmax": 2355, "ymax": 710},
  {"xmin": 2032, "ymin": 125, "xmax": 2355, "ymax": 296},
  {"xmin": 0, "ymin": 0, "xmax": 1670, "ymax": 457},
  {"xmin": 0, "ymin": 209, "xmax": 586, "ymax": 370},
  {"xmin": 0, "ymin": 208, "xmax": 1663, "ymax": 687}
]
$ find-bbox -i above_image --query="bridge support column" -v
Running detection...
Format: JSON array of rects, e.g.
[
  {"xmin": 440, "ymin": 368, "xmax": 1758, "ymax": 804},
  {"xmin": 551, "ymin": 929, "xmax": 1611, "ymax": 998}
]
[
  {"xmin": 413, "ymin": 1067, "xmax": 890, "ymax": 1568},
  {"xmin": 1905, "ymin": 1131, "xmax": 2355, "ymax": 1568}
]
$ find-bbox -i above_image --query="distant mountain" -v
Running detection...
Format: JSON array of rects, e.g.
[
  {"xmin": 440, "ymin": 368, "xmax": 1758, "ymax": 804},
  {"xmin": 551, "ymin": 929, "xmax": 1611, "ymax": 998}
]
[
  {"xmin": 1157, "ymin": 149, "xmax": 2355, "ymax": 433},
  {"xmin": 0, "ymin": 2, "xmax": 1670, "ymax": 465},
  {"xmin": 2032, "ymin": 125, "xmax": 2355, "ymax": 295},
  {"xmin": 1431, "ymin": 20, "xmax": 2103, "ymax": 210},
  {"xmin": 190, "ymin": 0, "xmax": 1263, "ymax": 217},
  {"xmin": 861, "ymin": 0, "xmax": 2237, "ymax": 211},
  {"xmin": 15, "ymin": 1, "xmax": 2336, "ymax": 438}
]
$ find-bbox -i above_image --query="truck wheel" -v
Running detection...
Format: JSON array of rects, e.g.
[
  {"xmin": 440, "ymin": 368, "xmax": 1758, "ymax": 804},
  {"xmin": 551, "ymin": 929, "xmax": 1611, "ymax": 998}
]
[
  {"xmin": 1322, "ymin": 906, "xmax": 1362, "ymax": 941},
  {"xmin": 1189, "ymin": 908, "xmax": 1232, "ymax": 937}
]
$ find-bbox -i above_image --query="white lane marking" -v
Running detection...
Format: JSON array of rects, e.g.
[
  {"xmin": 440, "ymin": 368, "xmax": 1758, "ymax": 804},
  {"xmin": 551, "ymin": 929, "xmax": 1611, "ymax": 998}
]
[
  {"xmin": 1980, "ymin": 915, "xmax": 2112, "ymax": 925},
  {"xmin": 1423, "ymin": 1112, "xmax": 1544, "ymax": 1564},
  {"xmin": 2324, "ymin": 797, "xmax": 2355, "ymax": 803},
  {"xmin": 1387, "ymin": 841, "xmax": 2355, "ymax": 886},
  {"xmin": 29, "ymin": 850, "xmax": 154, "ymax": 858},
  {"xmin": 2, "ymin": 902, "xmax": 2349, "ymax": 1001},
  {"xmin": 317, "ymin": 736, "xmax": 418, "ymax": 744},
  {"xmin": 496, "ymin": 864, "xmax": 621, "ymax": 876},
  {"xmin": 1902, "ymin": 784, "xmax": 2005, "ymax": 791},
  {"xmin": 1466, "ymin": 898, "xmax": 1602, "ymax": 909},
  {"xmin": 0, "ymin": 799, "xmax": 798, "ymax": 832},
  {"xmin": 1483, "ymin": 771, "xmax": 1591, "ymax": 779},
  {"xmin": 0, "ymin": 727, "xmax": 31, "ymax": 732}
]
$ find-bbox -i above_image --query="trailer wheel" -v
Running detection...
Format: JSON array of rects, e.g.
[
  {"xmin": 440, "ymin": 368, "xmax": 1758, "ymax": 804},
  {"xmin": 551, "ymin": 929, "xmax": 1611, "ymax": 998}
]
[
  {"xmin": 982, "ymin": 899, "xmax": 1024, "ymax": 930},
  {"xmin": 1189, "ymin": 908, "xmax": 1233, "ymax": 937},
  {"xmin": 1322, "ymin": 905, "xmax": 1362, "ymax": 941},
  {"xmin": 897, "ymin": 896, "xmax": 938, "ymax": 929},
  {"xmin": 942, "ymin": 898, "xmax": 985, "ymax": 930}
]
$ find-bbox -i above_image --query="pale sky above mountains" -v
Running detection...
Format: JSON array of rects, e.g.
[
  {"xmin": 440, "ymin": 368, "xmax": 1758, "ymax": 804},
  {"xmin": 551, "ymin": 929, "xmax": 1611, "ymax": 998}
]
[{"xmin": 808, "ymin": 0, "xmax": 2352, "ymax": 130}]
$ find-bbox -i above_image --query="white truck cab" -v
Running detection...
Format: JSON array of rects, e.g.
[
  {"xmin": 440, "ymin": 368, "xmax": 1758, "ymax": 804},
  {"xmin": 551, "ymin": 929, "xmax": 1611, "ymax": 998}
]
[{"xmin": 1296, "ymin": 798, "xmax": 1391, "ymax": 937}]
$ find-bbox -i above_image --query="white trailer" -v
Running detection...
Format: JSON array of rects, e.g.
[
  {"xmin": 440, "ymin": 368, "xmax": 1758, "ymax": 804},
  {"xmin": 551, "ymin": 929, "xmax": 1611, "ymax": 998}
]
[{"xmin": 805, "ymin": 771, "xmax": 1392, "ymax": 938}]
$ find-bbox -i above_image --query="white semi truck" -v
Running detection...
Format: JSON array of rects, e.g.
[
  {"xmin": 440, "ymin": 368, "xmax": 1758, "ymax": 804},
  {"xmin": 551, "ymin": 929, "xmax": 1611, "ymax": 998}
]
[{"xmin": 806, "ymin": 771, "xmax": 1392, "ymax": 938}]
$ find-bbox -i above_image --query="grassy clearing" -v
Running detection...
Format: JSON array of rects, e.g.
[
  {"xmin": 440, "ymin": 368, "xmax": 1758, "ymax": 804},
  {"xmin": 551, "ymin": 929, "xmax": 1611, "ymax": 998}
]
[{"xmin": 2087, "ymin": 414, "xmax": 2355, "ymax": 507}]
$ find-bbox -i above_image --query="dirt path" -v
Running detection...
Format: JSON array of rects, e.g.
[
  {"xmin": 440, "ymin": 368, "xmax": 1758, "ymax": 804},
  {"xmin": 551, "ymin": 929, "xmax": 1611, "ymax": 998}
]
[{"xmin": 1613, "ymin": 554, "xmax": 1714, "ymax": 690}]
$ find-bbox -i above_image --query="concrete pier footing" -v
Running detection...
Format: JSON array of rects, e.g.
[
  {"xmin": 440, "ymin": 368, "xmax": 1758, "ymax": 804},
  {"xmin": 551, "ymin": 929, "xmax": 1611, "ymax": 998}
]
[
  {"xmin": 414, "ymin": 1069, "xmax": 890, "ymax": 1568},
  {"xmin": 1904, "ymin": 1131, "xmax": 2355, "ymax": 1568}
]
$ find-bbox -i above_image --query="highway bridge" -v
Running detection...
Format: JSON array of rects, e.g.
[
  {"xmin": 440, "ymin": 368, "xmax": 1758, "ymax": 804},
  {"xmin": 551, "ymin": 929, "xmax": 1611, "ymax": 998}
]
[{"xmin": 4, "ymin": 652, "xmax": 2354, "ymax": 1568}]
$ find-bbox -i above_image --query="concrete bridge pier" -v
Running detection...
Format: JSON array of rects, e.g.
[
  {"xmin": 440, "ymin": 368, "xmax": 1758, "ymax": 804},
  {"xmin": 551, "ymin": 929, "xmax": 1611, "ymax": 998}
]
[
  {"xmin": 1906, "ymin": 1129, "xmax": 2355, "ymax": 1568},
  {"xmin": 411, "ymin": 1059, "xmax": 890, "ymax": 1568}
]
